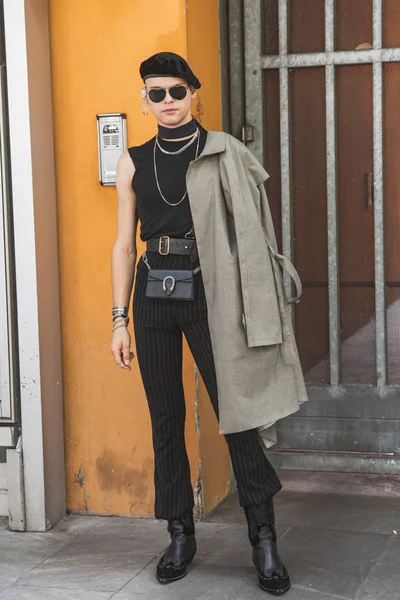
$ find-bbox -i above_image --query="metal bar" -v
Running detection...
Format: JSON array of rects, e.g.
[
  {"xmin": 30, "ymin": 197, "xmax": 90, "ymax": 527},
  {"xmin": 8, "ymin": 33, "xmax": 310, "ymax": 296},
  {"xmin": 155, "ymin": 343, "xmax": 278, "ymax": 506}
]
[
  {"xmin": 302, "ymin": 281, "xmax": 400, "ymax": 288},
  {"xmin": 278, "ymin": 0, "xmax": 292, "ymax": 299},
  {"xmin": 373, "ymin": 0, "xmax": 383, "ymax": 50},
  {"xmin": 325, "ymin": 0, "xmax": 339, "ymax": 384},
  {"xmin": 243, "ymin": 0, "xmax": 264, "ymax": 164},
  {"xmin": 228, "ymin": 0, "xmax": 245, "ymax": 138},
  {"xmin": 261, "ymin": 48, "xmax": 400, "ymax": 69},
  {"xmin": 373, "ymin": 0, "xmax": 386, "ymax": 386},
  {"xmin": 219, "ymin": 0, "xmax": 230, "ymax": 134},
  {"xmin": 279, "ymin": 67, "xmax": 293, "ymax": 298},
  {"xmin": 278, "ymin": 0, "xmax": 288, "ymax": 55},
  {"xmin": 373, "ymin": 58, "xmax": 387, "ymax": 383},
  {"xmin": 325, "ymin": 0, "xmax": 335, "ymax": 53},
  {"xmin": 326, "ymin": 64, "xmax": 340, "ymax": 386}
]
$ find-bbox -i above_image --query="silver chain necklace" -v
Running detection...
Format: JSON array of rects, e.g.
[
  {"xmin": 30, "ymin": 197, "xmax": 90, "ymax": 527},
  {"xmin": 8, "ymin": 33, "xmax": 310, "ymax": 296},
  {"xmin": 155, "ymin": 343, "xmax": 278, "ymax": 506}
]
[
  {"xmin": 156, "ymin": 128, "xmax": 199, "ymax": 155},
  {"xmin": 153, "ymin": 128, "xmax": 200, "ymax": 207}
]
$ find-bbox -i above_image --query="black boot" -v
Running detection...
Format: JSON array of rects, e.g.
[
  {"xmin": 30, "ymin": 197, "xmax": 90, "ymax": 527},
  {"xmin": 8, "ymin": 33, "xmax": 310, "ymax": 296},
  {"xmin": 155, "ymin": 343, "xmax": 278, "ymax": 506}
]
[
  {"xmin": 156, "ymin": 511, "xmax": 197, "ymax": 584},
  {"xmin": 244, "ymin": 500, "xmax": 290, "ymax": 595}
]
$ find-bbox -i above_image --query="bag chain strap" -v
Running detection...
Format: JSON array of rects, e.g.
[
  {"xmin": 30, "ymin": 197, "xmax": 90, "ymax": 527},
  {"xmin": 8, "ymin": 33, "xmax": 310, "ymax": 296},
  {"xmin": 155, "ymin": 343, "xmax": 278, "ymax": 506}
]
[{"xmin": 142, "ymin": 251, "xmax": 201, "ymax": 275}]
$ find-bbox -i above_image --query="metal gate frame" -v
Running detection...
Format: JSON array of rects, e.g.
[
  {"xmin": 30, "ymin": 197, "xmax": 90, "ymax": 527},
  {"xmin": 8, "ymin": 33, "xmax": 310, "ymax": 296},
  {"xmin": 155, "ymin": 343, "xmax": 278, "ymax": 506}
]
[
  {"xmin": 232, "ymin": 0, "xmax": 400, "ymax": 390},
  {"xmin": 225, "ymin": 0, "xmax": 400, "ymax": 471}
]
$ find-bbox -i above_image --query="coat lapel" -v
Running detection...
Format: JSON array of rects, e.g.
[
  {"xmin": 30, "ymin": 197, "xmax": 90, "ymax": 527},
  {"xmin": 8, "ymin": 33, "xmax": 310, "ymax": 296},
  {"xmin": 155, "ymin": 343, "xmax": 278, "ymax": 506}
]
[{"xmin": 195, "ymin": 130, "xmax": 226, "ymax": 160}]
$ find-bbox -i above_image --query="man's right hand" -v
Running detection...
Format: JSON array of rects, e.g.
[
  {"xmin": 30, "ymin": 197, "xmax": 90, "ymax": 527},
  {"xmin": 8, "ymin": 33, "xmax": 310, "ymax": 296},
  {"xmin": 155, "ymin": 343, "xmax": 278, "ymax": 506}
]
[{"xmin": 110, "ymin": 327, "xmax": 134, "ymax": 370}]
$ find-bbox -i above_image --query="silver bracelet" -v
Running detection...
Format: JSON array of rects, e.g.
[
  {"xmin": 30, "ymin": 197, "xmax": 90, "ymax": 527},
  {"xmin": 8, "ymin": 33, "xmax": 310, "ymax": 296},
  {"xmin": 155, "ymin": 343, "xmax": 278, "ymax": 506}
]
[
  {"xmin": 112, "ymin": 321, "xmax": 128, "ymax": 333},
  {"xmin": 113, "ymin": 313, "xmax": 128, "ymax": 321},
  {"xmin": 113, "ymin": 315, "xmax": 129, "ymax": 325},
  {"xmin": 113, "ymin": 311, "xmax": 127, "ymax": 316},
  {"xmin": 112, "ymin": 306, "xmax": 128, "ymax": 317}
]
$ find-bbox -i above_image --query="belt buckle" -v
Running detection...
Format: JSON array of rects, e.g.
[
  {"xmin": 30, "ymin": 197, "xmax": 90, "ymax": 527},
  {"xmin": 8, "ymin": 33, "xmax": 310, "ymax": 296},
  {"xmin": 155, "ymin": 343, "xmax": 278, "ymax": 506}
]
[{"xmin": 159, "ymin": 236, "xmax": 170, "ymax": 255}]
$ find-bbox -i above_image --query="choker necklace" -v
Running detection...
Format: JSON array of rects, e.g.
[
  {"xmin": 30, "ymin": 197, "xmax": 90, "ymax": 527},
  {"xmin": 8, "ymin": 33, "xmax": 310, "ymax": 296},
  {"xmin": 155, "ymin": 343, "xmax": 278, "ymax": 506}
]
[
  {"xmin": 158, "ymin": 119, "xmax": 197, "ymax": 140},
  {"xmin": 156, "ymin": 128, "xmax": 199, "ymax": 155}
]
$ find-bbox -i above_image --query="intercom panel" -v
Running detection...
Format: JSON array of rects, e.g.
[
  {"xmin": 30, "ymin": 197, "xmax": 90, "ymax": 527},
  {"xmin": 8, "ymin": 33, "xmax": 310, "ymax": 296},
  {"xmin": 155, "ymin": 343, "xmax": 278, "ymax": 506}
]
[{"xmin": 96, "ymin": 113, "xmax": 127, "ymax": 186}]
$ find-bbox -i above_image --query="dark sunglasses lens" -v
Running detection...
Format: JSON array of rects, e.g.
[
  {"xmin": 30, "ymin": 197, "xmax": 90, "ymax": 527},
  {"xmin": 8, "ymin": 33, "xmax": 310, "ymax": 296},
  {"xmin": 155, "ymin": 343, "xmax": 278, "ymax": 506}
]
[
  {"xmin": 149, "ymin": 88, "xmax": 166, "ymax": 103},
  {"xmin": 169, "ymin": 86, "xmax": 188, "ymax": 100}
]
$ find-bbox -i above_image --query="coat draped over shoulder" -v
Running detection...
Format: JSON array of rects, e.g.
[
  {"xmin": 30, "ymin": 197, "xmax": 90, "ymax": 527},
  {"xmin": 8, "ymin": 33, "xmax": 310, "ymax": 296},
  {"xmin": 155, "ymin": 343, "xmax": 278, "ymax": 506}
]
[{"xmin": 186, "ymin": 131, "xmax": 308, "ymax": 448}]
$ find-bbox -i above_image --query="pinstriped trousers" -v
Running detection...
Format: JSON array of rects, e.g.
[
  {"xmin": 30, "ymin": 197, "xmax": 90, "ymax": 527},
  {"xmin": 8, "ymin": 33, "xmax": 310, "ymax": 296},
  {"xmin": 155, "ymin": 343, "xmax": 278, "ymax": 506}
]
[{"xmin": 133, "ymin": 252, "xmax": 282, "ymax": 520}]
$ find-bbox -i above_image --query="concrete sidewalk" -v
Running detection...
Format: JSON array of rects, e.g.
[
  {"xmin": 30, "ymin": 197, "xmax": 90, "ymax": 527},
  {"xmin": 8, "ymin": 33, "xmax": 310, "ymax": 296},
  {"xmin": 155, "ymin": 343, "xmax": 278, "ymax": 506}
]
[{"xmin": 0, "ymin": 483, "xmax": 399, "ymax": 600}]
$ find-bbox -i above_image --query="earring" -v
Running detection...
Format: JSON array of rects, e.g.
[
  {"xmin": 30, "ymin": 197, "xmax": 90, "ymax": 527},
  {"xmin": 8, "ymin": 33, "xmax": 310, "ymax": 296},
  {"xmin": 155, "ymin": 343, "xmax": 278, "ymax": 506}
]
[
  {"xmin": 195, "ymin": 95, "xmax": 204, "ymax": 124},
  {"xmin": 141, "ymin": 88, "xmax": 148, "ymax": 116}
]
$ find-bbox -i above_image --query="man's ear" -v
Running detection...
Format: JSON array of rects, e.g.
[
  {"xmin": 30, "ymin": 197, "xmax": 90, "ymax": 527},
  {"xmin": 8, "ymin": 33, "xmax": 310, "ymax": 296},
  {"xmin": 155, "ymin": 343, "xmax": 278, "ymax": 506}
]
[{"xmin": 190, "ymin": 87, "xmax": 197, "ymax": 99}]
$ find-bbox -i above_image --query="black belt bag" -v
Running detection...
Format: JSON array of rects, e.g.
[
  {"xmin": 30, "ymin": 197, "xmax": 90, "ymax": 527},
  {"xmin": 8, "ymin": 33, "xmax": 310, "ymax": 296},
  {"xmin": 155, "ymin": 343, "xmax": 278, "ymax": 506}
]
[{"xmin": 142, "ymin": 251, "xmax": 201, "ymax": 301}]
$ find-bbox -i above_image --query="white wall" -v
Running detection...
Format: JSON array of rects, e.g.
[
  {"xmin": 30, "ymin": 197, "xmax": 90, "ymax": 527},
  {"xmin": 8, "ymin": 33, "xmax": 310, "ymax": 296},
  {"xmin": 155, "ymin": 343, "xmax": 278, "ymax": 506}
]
[{"xmin": 3, "ymin": 0, "xmax": 65, "ymax": 531}]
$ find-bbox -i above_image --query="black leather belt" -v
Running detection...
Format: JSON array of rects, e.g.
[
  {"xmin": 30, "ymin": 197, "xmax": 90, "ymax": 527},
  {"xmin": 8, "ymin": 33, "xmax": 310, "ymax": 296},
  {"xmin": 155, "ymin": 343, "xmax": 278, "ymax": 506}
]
[{"xmin": 146, "ymin": 236, "xmax": 196, "ymax": 256}]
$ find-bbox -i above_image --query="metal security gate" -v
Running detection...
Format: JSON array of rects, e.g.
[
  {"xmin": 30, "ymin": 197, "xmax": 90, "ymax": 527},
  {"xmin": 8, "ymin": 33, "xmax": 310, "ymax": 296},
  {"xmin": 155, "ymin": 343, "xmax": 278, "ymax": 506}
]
[{"xmin": 230, "ymin": 0, "xmax": 400, "ymax": 472}]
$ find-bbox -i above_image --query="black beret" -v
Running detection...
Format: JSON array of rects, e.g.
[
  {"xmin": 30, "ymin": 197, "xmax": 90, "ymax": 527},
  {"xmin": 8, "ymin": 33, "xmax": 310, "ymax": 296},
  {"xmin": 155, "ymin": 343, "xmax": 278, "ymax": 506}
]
[{"xmin": 140, "ymin": 52, "xmax": 201, "ymax": 89}]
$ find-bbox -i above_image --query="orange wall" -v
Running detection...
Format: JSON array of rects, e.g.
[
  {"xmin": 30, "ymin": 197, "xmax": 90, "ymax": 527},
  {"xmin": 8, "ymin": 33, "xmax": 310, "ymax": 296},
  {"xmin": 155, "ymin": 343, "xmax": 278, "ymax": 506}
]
[{"xmin": 49, "ymin": 0, "xmax": 229, "ymax": 516}]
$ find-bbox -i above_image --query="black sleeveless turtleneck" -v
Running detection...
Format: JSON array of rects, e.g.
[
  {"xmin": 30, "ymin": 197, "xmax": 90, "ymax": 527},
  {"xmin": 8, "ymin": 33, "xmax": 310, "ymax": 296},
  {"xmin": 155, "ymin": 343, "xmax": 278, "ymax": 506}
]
[{"xmin": 128, "ymin": 123, "xmax": 207, "ymax": 241}]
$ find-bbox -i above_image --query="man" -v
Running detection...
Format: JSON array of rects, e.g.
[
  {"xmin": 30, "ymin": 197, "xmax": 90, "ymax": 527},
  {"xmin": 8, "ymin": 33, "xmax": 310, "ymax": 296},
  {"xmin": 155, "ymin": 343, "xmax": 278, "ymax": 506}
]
[{"xmin": 110, "ymin": 52, "xmax": 307, "ymax": 595}]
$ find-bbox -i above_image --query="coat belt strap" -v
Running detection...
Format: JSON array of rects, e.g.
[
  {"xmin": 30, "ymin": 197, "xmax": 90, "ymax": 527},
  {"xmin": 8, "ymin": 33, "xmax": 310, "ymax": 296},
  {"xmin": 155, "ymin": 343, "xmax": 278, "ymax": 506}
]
[{"xmin": 266, "ymin": 238, "xmax": 303, "ymax": 304}]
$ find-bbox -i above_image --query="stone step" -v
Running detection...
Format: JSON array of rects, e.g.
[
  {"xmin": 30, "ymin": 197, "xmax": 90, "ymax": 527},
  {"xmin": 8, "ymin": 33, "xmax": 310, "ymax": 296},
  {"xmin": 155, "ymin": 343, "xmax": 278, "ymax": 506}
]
[
  {"xmin": 267, "ymin": 448, "xmax": 400, "ymax": 475},
  {"xmin": 276, "ymin": 415, "xmax": 400, "ymax": 453}
]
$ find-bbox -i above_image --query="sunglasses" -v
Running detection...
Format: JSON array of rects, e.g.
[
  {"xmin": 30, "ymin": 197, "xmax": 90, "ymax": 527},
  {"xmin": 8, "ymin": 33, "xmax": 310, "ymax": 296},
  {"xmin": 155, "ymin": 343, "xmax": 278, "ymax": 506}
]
[{"xmin": 147, "ymin": 85, "xmax": 189, "ymax": 103}]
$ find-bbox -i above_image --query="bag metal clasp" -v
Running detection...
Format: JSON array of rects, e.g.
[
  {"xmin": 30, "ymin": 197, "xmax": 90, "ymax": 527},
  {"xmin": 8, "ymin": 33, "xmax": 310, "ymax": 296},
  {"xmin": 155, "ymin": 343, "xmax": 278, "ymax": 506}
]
[{"xmin": 163, "ymin": 276, "xmax": 176, "ymax": 295}]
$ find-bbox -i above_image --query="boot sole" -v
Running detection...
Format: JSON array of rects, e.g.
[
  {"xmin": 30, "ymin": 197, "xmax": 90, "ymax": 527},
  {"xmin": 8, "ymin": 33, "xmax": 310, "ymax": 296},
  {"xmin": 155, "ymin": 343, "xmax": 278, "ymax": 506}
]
[
  {"xmin": 258, "ymin": 580, "xmax": 291, "ymax": 595},
  {"xmin": 157, "ymin": 571, "xmax": 187, "ymax": 584},
  {"xmin": 156, "ymin": 550, "xmax": 196, "ymax": 584}
]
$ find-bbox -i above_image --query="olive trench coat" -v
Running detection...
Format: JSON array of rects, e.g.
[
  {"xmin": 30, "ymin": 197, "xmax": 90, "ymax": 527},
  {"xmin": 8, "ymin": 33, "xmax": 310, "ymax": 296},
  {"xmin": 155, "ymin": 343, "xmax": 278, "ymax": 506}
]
[{"xmin": 186, "ymin": 131, "xmax": 308, "ymax": 448}]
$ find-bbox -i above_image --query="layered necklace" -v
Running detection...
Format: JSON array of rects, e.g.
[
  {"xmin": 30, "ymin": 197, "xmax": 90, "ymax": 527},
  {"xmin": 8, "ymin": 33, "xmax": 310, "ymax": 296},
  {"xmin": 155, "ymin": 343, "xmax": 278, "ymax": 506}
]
[{"xmin": 153, "ymin": 120, "xmax": 200, "ymax": 207}]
